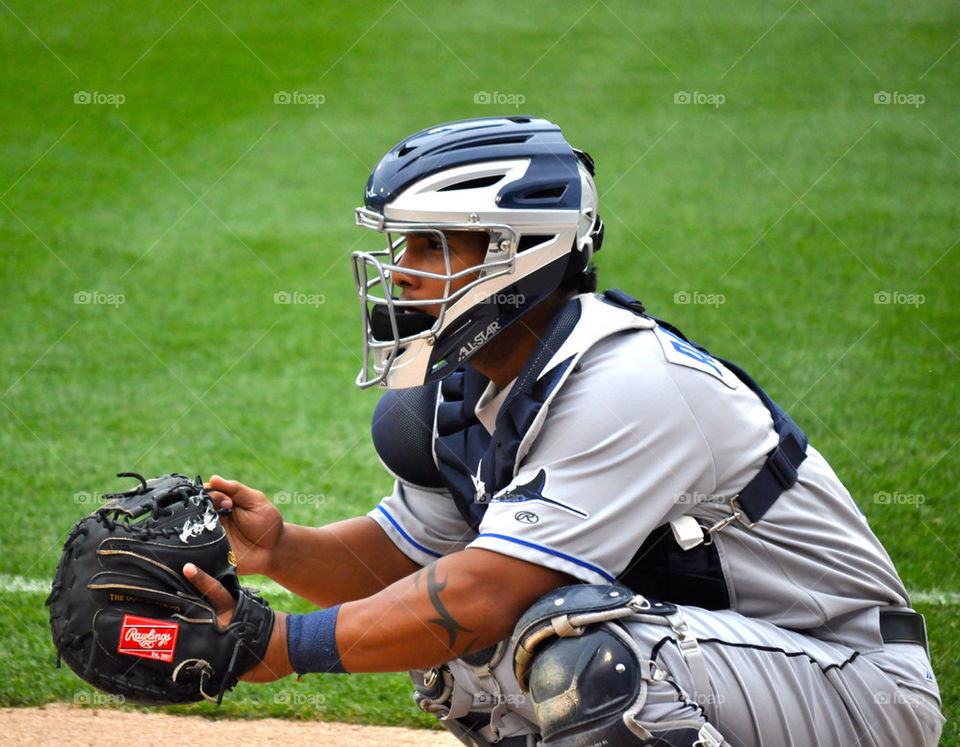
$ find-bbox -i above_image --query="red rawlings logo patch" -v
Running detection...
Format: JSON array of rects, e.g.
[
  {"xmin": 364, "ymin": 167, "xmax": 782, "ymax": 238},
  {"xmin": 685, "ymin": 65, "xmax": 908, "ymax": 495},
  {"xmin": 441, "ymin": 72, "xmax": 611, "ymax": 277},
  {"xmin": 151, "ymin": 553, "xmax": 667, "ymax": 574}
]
[{"xmin": 117, "ymin": 615, "xmax": 179, "ymax": 662}]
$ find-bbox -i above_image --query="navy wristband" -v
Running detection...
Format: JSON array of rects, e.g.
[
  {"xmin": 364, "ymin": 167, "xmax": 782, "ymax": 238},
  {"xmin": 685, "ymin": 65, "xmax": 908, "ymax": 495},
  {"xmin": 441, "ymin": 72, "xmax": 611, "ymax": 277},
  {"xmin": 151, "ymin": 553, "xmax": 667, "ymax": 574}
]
[{"xmin": 285, "ymin": 605, "xmax": 347, "ymax": 674}]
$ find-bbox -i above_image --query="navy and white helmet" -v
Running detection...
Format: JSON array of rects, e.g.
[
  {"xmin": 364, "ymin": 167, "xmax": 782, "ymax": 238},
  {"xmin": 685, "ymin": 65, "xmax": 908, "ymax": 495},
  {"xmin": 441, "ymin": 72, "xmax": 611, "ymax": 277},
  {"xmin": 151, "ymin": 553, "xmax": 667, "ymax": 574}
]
[{"xmin": 352, "ymin": 116, "xmax": 603, "ymax": 389}]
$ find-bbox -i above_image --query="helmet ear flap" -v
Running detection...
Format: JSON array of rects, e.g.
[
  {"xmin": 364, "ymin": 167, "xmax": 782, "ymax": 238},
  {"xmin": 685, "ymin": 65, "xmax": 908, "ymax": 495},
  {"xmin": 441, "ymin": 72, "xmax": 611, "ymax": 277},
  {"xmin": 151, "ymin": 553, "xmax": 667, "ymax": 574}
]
[
  {"xmin": 591, "ymin": 216, "xmax": 604, "ymax": 254},
  {"xmin": 575, "ymin": 158, "xmax": 600, "ymax": 249},
  {"xmin": 563, "ymin": 214, "xmax": 602, "ymax": 286}
]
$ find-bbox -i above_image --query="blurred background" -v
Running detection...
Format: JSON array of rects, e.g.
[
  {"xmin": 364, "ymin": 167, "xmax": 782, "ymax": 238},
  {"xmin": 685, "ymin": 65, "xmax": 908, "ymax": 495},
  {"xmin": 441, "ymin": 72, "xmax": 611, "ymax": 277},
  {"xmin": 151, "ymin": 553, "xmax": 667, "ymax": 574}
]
[{"xmin": 1, "ymin": 0, "xmax": 957, "ymax": 738}]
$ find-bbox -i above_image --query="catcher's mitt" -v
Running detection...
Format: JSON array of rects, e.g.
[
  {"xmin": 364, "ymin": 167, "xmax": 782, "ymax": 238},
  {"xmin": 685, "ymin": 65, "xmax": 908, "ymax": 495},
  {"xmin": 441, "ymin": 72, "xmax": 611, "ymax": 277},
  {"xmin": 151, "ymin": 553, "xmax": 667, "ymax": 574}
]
[{"xmin": 47, "ymin": 472, "xmax": 274, "ymax": 705}]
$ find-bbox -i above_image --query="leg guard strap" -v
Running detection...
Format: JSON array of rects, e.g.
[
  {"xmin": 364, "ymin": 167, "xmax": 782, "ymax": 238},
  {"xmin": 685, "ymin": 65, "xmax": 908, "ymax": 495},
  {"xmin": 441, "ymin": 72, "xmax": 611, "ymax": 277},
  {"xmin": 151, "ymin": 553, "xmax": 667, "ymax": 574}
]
[
  {"xmin": 511, "ymin": 585, "xmax": 729, "ymax": 746},
  {"xmin": 664, "ymin": 610, "xmax": 712, "ymax": 701},
  {"xmin": 512, "ymin": 585, "xmax": 713, "ymax": 698}
]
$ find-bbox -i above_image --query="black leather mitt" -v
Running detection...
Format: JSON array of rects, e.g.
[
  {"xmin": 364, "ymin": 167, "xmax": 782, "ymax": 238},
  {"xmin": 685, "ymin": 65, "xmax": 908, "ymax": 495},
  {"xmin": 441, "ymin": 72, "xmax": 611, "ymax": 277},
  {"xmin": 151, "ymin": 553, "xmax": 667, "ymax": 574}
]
[{"xmin": 47, "ymin": 473, "xmax": 274, "ymax": 705}]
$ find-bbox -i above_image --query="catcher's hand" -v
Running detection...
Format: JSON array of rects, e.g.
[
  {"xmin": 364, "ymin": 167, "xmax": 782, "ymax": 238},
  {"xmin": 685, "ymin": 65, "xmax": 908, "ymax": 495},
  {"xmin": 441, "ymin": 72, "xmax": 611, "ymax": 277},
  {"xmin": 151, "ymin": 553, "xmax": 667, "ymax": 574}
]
[
  {"xmin": 183, "ymin": 562, "xmax": 290, "ymax": 683},
  {"xmin": 47, "ymin": 472, "xmax": 276, "ymax": 705},
  {"xmin": 204, "ymin": 475, "xmax": 283, "ymax": 576}
]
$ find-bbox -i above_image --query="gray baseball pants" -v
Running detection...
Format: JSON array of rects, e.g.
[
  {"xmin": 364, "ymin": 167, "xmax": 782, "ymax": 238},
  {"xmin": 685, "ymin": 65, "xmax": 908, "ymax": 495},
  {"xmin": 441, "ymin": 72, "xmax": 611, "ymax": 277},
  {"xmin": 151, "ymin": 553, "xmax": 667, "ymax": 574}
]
[{"xmin": 426, "ymin": 604, "xmax": 944, "ymax": 746}]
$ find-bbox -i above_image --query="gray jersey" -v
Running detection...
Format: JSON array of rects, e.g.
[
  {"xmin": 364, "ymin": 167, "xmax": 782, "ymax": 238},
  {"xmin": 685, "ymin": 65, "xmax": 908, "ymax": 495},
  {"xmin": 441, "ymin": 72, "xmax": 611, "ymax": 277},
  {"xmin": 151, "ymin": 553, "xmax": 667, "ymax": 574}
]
[
  {"xmin": 370, "ymin": 294, "xmax": 909, "ymax": 647},
  {"xmin": 370, "ymin": 294, "xmax": 943, "ymax": 745}
]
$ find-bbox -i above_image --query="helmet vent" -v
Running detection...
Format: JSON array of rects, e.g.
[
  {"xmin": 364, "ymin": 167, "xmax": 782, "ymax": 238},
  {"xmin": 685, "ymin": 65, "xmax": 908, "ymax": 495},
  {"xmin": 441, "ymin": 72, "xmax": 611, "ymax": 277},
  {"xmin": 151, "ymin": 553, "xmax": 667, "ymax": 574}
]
[
  {"xmin": 516, "ymin": 235, "xmax": 553, "ymax": 253},
  {"xmin": 522, "ymin": 185, "xmax": 567, "ymax": 200},
  {"xmin": 444, "ymin": 135, "xmax": 531, "ymax": 153},
  {"xmin": 436, "ymin": 174, "xmax": 504, "ymax": 192},
  {"xmin": 398, "ymin": 144, "xmax": 418, "ymax": 157}
]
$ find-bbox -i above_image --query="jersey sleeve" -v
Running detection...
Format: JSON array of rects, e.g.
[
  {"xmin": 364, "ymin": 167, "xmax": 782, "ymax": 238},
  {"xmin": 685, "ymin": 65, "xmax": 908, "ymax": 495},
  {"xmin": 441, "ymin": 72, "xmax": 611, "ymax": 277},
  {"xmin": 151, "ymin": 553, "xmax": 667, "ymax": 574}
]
[
  {"xmin": 467, "ymin": 329, "xmax": 777, "ymax": 584},
  {"xmin": 368, "ymin": 479, "xmax": 476, "ymax": 566}
]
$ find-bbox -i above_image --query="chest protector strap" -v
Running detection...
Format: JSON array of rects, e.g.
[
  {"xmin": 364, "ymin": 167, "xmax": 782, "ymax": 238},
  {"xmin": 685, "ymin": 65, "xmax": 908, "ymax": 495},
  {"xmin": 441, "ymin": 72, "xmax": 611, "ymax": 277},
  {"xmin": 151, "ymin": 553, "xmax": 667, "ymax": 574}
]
[
  {"xmin": 433, "ymin": 298, "xmax": 583, "ymax": 530},
  {"xmin": 603, "ymin": 288, "xmax": 808, "ymax": 525}
]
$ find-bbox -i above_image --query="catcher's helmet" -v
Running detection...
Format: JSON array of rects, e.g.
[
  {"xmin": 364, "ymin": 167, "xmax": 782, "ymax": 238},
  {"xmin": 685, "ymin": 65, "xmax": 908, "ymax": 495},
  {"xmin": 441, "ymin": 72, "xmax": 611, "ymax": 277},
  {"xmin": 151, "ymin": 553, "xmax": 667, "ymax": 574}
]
[{"xmin": 352, "ymin": 115, "xmax": 604, "ymax": 389}]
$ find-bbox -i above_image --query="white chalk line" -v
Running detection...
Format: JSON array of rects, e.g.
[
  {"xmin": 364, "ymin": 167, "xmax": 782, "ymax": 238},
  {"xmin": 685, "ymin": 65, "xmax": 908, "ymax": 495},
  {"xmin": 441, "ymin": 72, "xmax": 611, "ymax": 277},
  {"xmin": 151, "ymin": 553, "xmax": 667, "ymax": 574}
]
[
  {"xmin": 2, "ymin": 575, "xmax": 51, "ymax": 594},
  {"xmin": 5, "ymin": 574, "xmax": 959, "ymax": 606}
]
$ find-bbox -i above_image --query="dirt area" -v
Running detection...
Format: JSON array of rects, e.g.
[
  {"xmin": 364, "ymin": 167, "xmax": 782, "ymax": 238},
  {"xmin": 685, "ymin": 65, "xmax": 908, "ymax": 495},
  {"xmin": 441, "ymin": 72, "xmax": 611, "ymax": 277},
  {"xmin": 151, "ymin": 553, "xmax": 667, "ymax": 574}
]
[{"xmin": 0, "ymin": 704, "xmax": 460, "ymax": 745}]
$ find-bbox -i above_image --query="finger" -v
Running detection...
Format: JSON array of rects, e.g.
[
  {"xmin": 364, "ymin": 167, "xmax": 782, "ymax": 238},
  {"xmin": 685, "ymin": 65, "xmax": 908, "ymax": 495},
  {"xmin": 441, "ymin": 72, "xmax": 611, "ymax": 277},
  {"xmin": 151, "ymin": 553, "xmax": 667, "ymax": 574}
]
[
  {"xmin": 183, "ymin": 562, "xmax": 235, "ymax": 623},
  {"xmin": 205, "ymin": 476, "xmax": 240, "ymax": 510},
  {"xmin": 206, "ymin": 474, "xmax": 241, "ymax": 495},
  {"xmin": 207, "ymin": 475, "xmax": 262, "ymax": 510}
]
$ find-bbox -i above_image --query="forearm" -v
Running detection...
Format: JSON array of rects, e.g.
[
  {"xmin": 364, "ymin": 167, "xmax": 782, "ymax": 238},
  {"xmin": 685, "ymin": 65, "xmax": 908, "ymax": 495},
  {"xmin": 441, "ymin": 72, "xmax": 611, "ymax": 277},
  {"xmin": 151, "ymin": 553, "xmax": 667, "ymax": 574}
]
[
  {"xmin": 332, "ymin": 549, "xmax": 571, "ymax": 673},
  {"xmin": 266, "ymin": 516, "xmax": 419, "ymax": 607}
]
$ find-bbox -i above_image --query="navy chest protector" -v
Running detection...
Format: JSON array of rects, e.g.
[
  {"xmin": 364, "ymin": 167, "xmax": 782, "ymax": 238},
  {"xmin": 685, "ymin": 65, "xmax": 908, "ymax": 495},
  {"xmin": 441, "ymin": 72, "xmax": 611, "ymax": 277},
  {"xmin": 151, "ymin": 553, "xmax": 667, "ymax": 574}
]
[{"xmin": 371, "ymin": 290, "xmax": 807, "ymax": 610}]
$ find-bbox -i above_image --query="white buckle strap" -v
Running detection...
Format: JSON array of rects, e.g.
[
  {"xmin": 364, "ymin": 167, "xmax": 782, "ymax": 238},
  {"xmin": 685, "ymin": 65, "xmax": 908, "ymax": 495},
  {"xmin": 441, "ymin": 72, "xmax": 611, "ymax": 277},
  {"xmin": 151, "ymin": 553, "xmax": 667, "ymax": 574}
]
[
  {"xmin": 669, "ymin": 495, "xmax": 759, "ymax": 551},
  {"xmin": 665, "ymin": 610, "xmax": 713, "ymax": 700},
  {"xmin": 694, "ymin": 722, "xmax": 728, "ymax": 746}
]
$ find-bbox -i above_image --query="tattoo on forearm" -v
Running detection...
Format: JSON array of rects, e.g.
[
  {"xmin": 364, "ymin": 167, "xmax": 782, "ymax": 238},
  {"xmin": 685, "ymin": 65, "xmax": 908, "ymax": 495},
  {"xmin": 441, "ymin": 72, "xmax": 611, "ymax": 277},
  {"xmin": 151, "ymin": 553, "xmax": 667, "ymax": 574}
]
[{"xmin": 420, "ymin": 564, "xmax": 479, "ymax": 655}]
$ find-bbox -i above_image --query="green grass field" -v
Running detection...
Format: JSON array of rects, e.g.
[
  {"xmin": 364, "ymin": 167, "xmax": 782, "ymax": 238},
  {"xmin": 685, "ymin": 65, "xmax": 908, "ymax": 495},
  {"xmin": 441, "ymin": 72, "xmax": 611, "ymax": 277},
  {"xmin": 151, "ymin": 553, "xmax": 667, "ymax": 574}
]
[{"xmin": 1, "ymin": 0, "xmax": 957, "ymax": 740}]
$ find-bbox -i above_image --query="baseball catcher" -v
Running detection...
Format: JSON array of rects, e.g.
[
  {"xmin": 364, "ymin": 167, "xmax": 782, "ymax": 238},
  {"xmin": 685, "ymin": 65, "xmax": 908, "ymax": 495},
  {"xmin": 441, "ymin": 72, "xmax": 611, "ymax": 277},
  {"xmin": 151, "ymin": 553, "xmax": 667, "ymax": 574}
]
[
  {"xmin": 51, "ymin": 117, "xmax": 944, "ymax": 746},
  {"xmin": 47, "ymin": 472, "xmax": 275, "ymax": 705}
]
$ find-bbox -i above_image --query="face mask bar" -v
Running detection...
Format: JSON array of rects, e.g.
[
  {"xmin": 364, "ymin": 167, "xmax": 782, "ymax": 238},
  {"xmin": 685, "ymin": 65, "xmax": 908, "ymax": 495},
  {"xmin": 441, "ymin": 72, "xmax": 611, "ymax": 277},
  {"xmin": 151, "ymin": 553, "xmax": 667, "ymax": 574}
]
[{"xmin": 352, "ymin": 208, "xmax": 518, "ymax": 388}]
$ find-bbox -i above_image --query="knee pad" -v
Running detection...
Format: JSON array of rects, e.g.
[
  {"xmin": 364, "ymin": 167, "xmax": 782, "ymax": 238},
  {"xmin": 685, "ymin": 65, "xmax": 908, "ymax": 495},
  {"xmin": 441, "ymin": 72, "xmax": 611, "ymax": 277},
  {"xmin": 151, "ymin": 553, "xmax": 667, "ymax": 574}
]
[
  {"xmin": 529, "ymin": 625, "xmax": 648, "ymax": 743},
  {"xmin": 512, "ymin": 584, "xmax": 727, "ymax": 746}
]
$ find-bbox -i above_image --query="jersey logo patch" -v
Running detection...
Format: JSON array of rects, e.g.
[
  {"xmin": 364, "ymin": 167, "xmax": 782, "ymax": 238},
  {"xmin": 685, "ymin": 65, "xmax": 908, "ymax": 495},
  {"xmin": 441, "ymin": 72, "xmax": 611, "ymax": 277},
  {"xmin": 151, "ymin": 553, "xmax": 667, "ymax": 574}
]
[
  {"xmin": 491, "ymin": 470, "xmax": 588, "ymax": 518},
  {"xmin": 653, "ymin": 326, "xmax": 739, "ymax": 389},
  {"xmin": 514, "ymin": 510, "xmax": 539, "ymax": 524}
]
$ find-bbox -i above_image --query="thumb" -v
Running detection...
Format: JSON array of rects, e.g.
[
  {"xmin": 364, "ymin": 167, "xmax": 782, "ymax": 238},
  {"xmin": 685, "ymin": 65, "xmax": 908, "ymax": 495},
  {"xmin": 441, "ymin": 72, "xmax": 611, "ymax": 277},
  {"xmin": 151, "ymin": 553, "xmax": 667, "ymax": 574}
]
[{"xmin": 184, "ymin": 562, "xmax": 235, "ymax": 627}]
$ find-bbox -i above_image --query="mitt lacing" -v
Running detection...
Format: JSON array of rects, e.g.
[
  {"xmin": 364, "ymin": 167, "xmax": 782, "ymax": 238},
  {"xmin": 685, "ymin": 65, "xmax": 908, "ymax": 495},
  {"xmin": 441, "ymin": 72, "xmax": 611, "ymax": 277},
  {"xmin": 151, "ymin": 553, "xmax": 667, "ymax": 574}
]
[{"xmin": 97, "ymin": 487, "xmax": 210, "ymax": 539}]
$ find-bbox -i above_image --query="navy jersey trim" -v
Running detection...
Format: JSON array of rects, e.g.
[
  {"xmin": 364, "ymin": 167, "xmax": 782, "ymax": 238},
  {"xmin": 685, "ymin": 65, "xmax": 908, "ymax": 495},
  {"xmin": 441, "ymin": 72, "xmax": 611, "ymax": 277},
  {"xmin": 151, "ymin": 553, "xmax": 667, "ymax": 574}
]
[
  {"xmin": 375, "ymin": 504, "xmax": 444, "ymax": 559},
  {"xmin": 476, "ymin": 532, "xmax": 615, "ymax": 582}
]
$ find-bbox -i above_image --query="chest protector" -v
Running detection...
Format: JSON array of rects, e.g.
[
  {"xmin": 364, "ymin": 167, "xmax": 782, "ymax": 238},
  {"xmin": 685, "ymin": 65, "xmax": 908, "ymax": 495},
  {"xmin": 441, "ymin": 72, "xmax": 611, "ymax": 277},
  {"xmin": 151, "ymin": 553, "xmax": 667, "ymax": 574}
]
[{"xmin": 371, "ymin": 290, "xmax": 807, "ymax": 609}]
